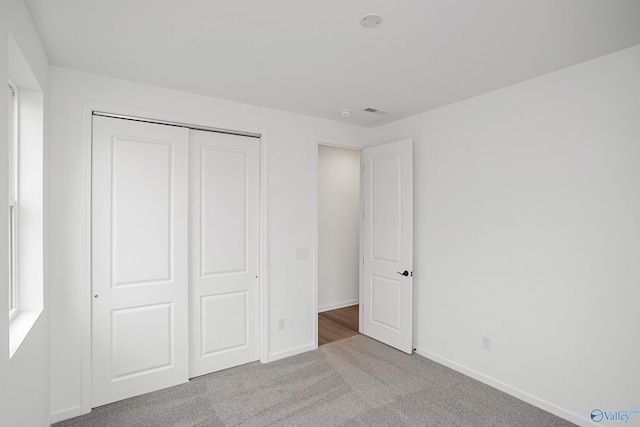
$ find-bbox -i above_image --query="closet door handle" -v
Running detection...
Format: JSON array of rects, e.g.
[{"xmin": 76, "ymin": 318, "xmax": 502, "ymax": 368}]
[{"xmin": 397, "ymin": 270, "xmax": 409, "ymax": 277}]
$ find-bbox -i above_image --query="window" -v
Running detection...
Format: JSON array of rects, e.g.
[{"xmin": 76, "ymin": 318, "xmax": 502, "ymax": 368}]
[
  {"xmin": 7, "ymin": 34, "xmax": 44, "ymax": 357},
  {"xmin": 8, "ymin": 82, "xmax": 18, "ymax": 320}
]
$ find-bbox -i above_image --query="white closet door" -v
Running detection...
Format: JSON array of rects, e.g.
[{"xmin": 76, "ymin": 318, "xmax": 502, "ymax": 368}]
[
  {"xmin": 189, "ymin": 130, "xmax": 260, "ymax": 378},
  {"xmin": 92, "ymin": 116, "xmax": 189, "ymax": 406},
  {"xmin": 362, "ymin": 139, "xmax": 413, "ymax": 354}
]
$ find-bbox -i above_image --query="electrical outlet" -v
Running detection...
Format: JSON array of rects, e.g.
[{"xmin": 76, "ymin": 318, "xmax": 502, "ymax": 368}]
[
  {"xmin": 278, "ymin": 318, "xmax": 285, "ymax": 330},
  {"xmin": 482, "ymin": 335, "xmax": 491, "ymax": 351}
]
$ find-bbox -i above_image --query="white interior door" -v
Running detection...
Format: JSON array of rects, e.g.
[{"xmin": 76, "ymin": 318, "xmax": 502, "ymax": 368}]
[
  {"xmin": 189, "ymin": 130, "xmax": 260, "ymax": 378},
  {"xmin": 91, "ymin": 116, "xmax": 189, "ymax": 406},
  {"xmin": 362, "ymin": 139, "xmax": 413, "ymax": 354}
]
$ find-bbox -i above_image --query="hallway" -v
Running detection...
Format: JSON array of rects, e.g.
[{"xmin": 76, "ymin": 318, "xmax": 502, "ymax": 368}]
[{"xmin": 318, "ymin": 304, "xmax": 359, "ymax": 346}]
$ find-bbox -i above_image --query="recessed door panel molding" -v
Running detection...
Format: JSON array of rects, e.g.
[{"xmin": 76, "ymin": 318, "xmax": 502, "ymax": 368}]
[
  {"xmin": 201, "ymin": 146, "xmax": 248, "ymax": 277},
  {"xmin": 201, "ymin": 291, "xmax": 248, "ymax": 356},
  {"xmin": 190, "ymin": 129, "xmax": 259, "ymax": 378},
  {"xmin": 112, "ymin": 303, "xmax": 173, "ymax": 380},
  {"xmin": 371, "ymin": 154, "xmax": 402, "ymax": 264},
  {"xmin": 111, "ymin": 137, "xmax": 173, "ymax": 287},
  {"xmin": 370, "ymin": 276, "xmax": 401, "ymax": 331},
  {"xmin": 363, "ymin": 139, "xmax": 413, "ymax": 354},
  {"xmin": 92, "ymin": 116, "xmax": 189, "ymax": 407}
]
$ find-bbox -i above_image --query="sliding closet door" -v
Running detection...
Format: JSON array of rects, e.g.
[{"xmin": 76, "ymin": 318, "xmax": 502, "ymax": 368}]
[
  {"xmin": 189, "ymin": 130, "xmax": 260, "ymax": 378},
  {"xmin": 92, "ymin": 116, "xmax": 189, "ymax": 406}
]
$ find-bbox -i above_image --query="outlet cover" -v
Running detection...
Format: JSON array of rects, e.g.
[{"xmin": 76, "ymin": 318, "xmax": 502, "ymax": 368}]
[
  {"xmin": 278, "ymin": 318, "xmax": 285, "ymax": 330},
  {"xmin": 482, "ymin": 336, "xmax": 491, "ymax": 351},
  {"xmin": 295, "ymin": 248, "xmax": 309, "ymax": 260}
]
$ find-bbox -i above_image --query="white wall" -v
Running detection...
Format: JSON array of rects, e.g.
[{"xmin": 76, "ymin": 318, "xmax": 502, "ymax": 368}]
[
  {"xmin": 367, "ymin": 44, "xmax": 640, "ymax": 425},
  {"xmin": 48, "ymin": 66, "xmax": 367, "ymax": 420},
  {"xmin": 317, "ymin": 145, "xmax": 360, "ymax": 312},
  {"xmin": 0, "ymin": 0, "xmax": 50, "ymax": 426}
]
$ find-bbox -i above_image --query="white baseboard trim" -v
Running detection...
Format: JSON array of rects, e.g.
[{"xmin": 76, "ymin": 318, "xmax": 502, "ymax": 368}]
[
  {"xmin": 318, "ymin": 299, "xmax": 358, "ymax": 313},
  {"xmin": 46, "ymin": 416, "xmax": 51, "ymax": 427},
  {"xmin": 50, "ymin": 405, "xmax": 83, "ymax": 424},
  {"xmin": 414, "ymin": 347, "xmax": 589, "ymax": 427},
  {"xmin": 268, "ymin": 342, "xmax": 316, "ymax": 362}
]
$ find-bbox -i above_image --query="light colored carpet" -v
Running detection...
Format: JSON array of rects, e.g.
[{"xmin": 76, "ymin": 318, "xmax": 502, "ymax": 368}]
[{"xmin": 54, "ymin": 335, "xmax": 575, "ymax": 426}]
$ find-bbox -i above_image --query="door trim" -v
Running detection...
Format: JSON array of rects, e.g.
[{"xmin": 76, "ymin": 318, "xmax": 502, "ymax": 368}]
[
  {"xmin": 313, "ymin": 140, "xmax": 364, "ymax": 349},
  {"xmin": 80, "ymin": 102, "xmax": 270, "ymax": 415}
]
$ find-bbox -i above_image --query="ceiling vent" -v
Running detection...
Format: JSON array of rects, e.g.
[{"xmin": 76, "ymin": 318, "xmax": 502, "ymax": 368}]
[{"xmin": 364, "ymin": 107, "xmax": 388, "ymax": 115}]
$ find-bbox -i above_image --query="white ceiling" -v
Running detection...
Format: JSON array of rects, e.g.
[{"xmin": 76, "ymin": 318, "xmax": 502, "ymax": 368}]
[{"xmin": 25, "ymin": 0, "xmax": 640, "ymax": 127}]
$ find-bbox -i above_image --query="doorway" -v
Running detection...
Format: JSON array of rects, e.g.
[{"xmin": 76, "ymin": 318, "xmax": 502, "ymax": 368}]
[
  {"xmin": 316, "ymin": 139, "xmax": 414, "ymax": 353},
  {"xmin": 317, "ymin": 144, "xmax": 361, "ymax": 346}
]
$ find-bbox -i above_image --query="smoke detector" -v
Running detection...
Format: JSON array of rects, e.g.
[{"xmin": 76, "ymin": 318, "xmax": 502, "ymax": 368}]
[
  {"xmin": 361, "ymin": 14, "xmax": 383, "ymax": 28},
  {"xmin": 339, "ymin": 109, "xmax": 352, "ymax": 117}
]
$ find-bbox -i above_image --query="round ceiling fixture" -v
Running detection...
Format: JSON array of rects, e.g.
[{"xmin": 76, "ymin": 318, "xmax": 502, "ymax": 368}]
[
  {"xmin": 361, "ymin": 14, "xmax": 383, "ymax": 28},
  {"xmin": 340, "ymin": 109, "xmax": 352, "ymax": 117}
]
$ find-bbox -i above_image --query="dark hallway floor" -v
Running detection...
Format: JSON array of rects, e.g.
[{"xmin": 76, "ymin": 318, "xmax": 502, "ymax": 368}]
[{"xmin": 318, "ymin": 304, "xmax": 359, "ymax": 346}]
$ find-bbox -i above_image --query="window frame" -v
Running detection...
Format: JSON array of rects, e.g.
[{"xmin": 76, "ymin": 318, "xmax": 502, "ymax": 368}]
[{"xmin": 8, "ymin": 81, "xmax": 19, "ymax": 321}]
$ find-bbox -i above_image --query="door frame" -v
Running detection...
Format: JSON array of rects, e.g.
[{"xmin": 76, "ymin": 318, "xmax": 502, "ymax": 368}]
[
  {"xmin": 80, "ymin": 102, "xmax": 270, "ymax": 415},
  {"xmin": 313, "ymin": 140, "xmax": 365, "ymax": 348}
]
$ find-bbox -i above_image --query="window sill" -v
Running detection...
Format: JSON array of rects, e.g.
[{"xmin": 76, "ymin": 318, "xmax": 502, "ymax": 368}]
[{"xmin": 9, "ymin": 309, "xmax": 42, "ymax": 358}]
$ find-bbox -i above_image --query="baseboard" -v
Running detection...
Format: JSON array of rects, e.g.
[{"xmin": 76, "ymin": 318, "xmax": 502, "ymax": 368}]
[
  {"xmin": 318, "ymin": 299, "xmax": 358, "ymax": 313},
  {"xmin": 268, "ymin": 342, "xmax": 316, "ymax": 362},
  {"xmin": 50, "ymin": 405, "xmax": 83, "ymax": 424},
  {"xmin": 414, "ymin": 347, "xmax": 589, "ymax": 427},
  {"xmin": 46, "ymin": 415, "xmax": 52, "ymax": 427}
]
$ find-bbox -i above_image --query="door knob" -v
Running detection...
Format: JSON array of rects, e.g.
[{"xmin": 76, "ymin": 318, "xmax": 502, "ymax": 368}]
[{"xmin": 397, "ymin": 270, "xmax": 409, "ymax": 277}]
